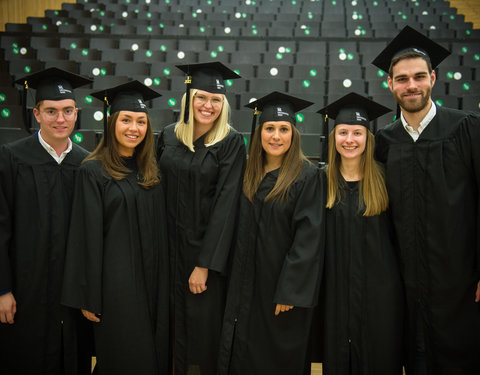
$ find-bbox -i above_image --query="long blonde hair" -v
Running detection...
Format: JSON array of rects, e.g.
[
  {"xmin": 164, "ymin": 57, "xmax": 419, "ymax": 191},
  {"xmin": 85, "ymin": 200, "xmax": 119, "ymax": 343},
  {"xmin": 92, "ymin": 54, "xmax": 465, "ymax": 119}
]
[
  {"xmin": 326, "ymin": 129, "xmax": 388, "ymax": 216},
  {"xmin": 174, "ymin": 88, "xmax": 231, "ymax": 152},
  {"xmin": 85, "ymin": 111, "xmax": 160, "ymax": 189},
  {"xmin": 243, "ymin": 122, "xmax": 309, "ymax": 203}
]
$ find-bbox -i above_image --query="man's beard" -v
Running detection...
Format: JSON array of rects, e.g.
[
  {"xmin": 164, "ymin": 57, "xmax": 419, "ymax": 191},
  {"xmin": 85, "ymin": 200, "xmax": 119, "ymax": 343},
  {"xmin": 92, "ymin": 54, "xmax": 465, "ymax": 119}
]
[{"xmin": 395, "ymin": 86, "xmax": 432, "ymax": 114}]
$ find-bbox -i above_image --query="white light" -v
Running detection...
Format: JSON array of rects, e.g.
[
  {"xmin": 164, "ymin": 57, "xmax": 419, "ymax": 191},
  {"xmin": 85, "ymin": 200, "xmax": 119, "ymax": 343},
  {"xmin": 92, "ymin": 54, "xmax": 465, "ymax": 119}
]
[
  {"xmin": 351, "ymin": 0, "xmax": 357, "ymax": 5},
  {"xmin": 20, "ymin": 47, "xmax": 27, "ymax": 55},
  {"xmin": 352, "ymin": 14, "xmax": 358, "ymax": 20},
  {"xmin": 90, "ymin": 25, "xmax": 97, "ymax": 31},
  {"xmin": 248, "ymin": 97, "xmax": 257, "ymax": 103},
  {"xmin": 94, "ymin": 111, "xmax": 103, "ymax": 121},
  {"xmin": 355, "ymin": 29, "xmax": 361, "ymax": 36},
  {"xmin": 146, "ymin": 0, "xmax": 151, "ymax": 3},
  {"xmin": 339, "ymin": 52, "xmax": 347, "ymax": 60},
  {"xmin": 92, "ymin": 68, "xmax": 100, "ymax": 76},
  {"xmin": 300, "ymin": 24, "xmax": 307, "ymax": 29},
  {"xmin": 177, "ymin": 51, "xmax": 185, "ymax": 59},
  {"xmin": 343, "ymin": 79, "xmax": 352, "ymax": 88},
  {"xmin": 454, "ymin": 72, "xmax": 462, "ymax": 80},
  {"xmin": 235, "ymin": 12, "xmax": 241, "ymax": 18},
  {"xmin": 56, "ymin": 21, "xmax": 62, "ymax": 26},
  {"xmin": 246, "ymin": 0, "xmax": 251, "ymax": 5},
  {"xmin": 429, "ymin": 25, "xmax": 436, "ymax": 30},
  {"xmin": 144, "ymin": 78, "xmax": 153, "ymax": 86},
  {"xmin": 131, "ymin": 43, "xmax": 139, "ymax": 51},
  {"xmin": 196, "ymin": 8, "xmax": 202, "ymax": 13},
  {"xmin": 422, "ymin": 11, "xmax": 428, "ymax": 15},
  {"xmin": 270, "ymin": 68, "xmax": 278, "ymax": 76},
  {"xmin": 122, "ymin": 11, "xmax": 128, "ymax": 18},
  {"xmin": 224, "ymin": 27, "xmax": 231, "ymax": 34},
  {"xmin": 179, "ymin": 24, "xmax": 185, "ymax": 28}
]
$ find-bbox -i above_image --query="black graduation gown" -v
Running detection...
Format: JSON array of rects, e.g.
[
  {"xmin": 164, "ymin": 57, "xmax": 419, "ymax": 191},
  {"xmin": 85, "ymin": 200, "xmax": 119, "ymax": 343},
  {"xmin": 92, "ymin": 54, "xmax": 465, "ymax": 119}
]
[
  {"xmin": 0, "ymin": 133, "xmax": 91, "ymax": 375},
  {"xmin": 375, "ymin": 106, "xmax": 480, "ymax": 374},
  {"xmin": 322, "ymin": 175, "xmax": 404, "ymax": 375},
  {"xmin": 218, "ymin": 163, "xmax": 325, "ymax": 375},
  {"xmin": 157, "ymin": 124, "xmax": 246, "ymax": 375},
  {"xmin": 61, "ymin": 158, "xmax": 170, "ymax": 375}
]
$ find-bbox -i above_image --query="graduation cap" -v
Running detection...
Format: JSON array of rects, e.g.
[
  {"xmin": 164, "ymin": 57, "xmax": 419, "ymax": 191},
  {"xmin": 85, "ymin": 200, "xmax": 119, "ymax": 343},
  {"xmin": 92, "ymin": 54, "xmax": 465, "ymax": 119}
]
[
  {"xmin": 14, "ymin": 67, "xmax": 92, "ymax": 132},
  {"xmin": 244, "ymin": 91, "xmax": 314, "ymax": 150},
  {"xmin": 317, "ymin": 92, "xmax": 392, "ymax": 130},
  {"xmin": 90, "ymin": 80, "xmax": 161, "ymax": 146},
  {"xmin": 175, "ymin": 62, "xmax": 241, "ymax": 123},
  {"xmin": 372, "ymin": 26, "xmax": 451, "ymax": 73}
]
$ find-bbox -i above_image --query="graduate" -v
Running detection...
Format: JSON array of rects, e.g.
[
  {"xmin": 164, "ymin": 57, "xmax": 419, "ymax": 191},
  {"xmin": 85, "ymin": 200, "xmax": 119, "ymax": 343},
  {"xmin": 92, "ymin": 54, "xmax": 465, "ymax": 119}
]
[
  {"xmin": 61, "ymin": 80, "xmax": 169, "ymax": 375},
  {"xmin": 0, "ymin": 68, "xmax": 93, "ymax": 374},
  {"xmin": 318, "ymin": 93, "xmax": 404, "ymax": 375},
  {"xmin": 373, "ymin": 26, "xmax": 480, "ymax": 374},
  {"xmin": 156, "ymin": 62, "xmax": 246, "ymax": 375},
  {"xmin": 217, "ymin": 92, "xmax": 325, "ymax": 375}
]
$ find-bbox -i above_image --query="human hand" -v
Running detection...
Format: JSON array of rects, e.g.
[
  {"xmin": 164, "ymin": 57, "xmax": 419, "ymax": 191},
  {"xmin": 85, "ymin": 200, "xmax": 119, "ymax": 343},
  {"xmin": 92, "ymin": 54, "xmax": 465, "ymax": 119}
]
[
  {"xmin": 0, "ymin": 292, "xmax": 16, "ymax": 324},
  {"xmin": 274, "ymin": 304, "xmax": 294, "ymax": 316},
  {"xmin": 188, "ymin": 267, "xmax": 208, "ymax": 294},
  {"xmin": 475, "ymin": 280, "xmax": 480, "ymax": 303},
  {"xmin": 82, "ymin": 309, "xmax": 101, "ymax": 322}
]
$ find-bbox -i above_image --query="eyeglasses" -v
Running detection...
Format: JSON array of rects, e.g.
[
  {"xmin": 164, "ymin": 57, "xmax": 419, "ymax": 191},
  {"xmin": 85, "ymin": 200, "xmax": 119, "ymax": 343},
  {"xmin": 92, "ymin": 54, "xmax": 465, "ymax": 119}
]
[
  {"xmin": 41, "ymin": 108, "xmax": 77, "ymax": 120},
  {"xmin": 193, "ymin": 94, "xmax": 223, "ymax": 106}
]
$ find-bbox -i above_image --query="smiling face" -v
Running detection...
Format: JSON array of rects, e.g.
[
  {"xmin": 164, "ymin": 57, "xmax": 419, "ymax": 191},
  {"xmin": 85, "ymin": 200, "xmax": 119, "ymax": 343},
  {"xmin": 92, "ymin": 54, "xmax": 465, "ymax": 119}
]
[
  {"xmin": 335, "ymin": 124, "xmax": 367, "ymax": 162},
  {"xmin": 114, "ymin": 110, "xmax": 148, "ymax": 157},
  {"xmin": 388, "ymin": 57, "xmax": 435, "ymax": 114},
  {"xmin": 261, "ymin": 120, "xmax": 293, "ymax": 163},
  {"xmin": 33, "ymin": 99, "xmax": 77, "ymax": 145},
  {"xmin": 192, "ymin": 89, "xmax": 224, "ymax": 128}
]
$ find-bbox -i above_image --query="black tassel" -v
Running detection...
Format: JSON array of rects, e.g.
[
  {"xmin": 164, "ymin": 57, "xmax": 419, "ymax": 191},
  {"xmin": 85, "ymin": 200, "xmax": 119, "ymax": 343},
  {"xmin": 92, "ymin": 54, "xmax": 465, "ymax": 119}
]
[
  {"xmin": 183, "ymin": 75, "xmax": 191, "ymax": 123},
  {"xmin": 320, "ymin": 114, "xmax": 328, "ymax": 166},
  {"xmin": 248, "ymin": 107, "xmax": 258, "ymax": 152},
  {"xmin": 21, "ymin": 80, "xmax": 32, "ymax": 134},
  {"xmin": 103, "ymin": 96, "xmax": 108, "ymax": 146}
]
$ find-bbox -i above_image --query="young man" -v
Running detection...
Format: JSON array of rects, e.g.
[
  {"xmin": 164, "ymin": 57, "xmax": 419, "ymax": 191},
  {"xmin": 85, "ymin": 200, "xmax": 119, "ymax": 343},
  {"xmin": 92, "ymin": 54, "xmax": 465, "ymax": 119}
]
[
  {"xmin": 374, "ymin": 26, "xmax": 480, "ymax": 375},
  {"xmin": 0, "ymin": 68, "xmax": 93, "ymax": 375}
]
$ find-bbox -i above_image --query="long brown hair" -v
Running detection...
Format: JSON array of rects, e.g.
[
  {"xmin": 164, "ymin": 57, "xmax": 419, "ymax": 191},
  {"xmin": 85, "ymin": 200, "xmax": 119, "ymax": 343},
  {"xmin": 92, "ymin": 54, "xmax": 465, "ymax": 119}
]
[
  {"xmin": 326, "ymin": 129, "xmax": 388, "ymax": 216},
  {"xmin": 243, "ymin": 122, "xmax": 309, "ymax": 203},
  {"xmin": 84, "ymin": 111, "xmax": 160, "ymax": 188}
]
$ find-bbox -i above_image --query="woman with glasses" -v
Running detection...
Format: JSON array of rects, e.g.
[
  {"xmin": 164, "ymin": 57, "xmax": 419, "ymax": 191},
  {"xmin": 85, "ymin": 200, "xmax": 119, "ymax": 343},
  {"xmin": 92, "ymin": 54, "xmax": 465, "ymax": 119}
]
[
  {"xmin": 62, "ymin": 81, "xmax": 169, "ymax": 375},
  {"xmin": 156, "ymin": 62, "xmax": 246, "ymax": 375}
]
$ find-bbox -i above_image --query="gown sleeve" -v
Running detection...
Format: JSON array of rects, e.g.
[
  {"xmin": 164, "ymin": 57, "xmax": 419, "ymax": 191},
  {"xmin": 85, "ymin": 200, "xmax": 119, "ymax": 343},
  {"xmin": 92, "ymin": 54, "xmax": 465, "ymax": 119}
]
[
  {"xmin": 0, "ymin": 146, "xmax": 15, "ymax": 291},
  {"xmin": 273, "ymin": 166, "xmax": 326, "ymax": 308},
  {"xmin": 197, "ymin": 131, "xmax": 246, "ymax": 273},
  {"xmin": 61, "ymin": 163, "xmax": 105, "ymax": 314}
]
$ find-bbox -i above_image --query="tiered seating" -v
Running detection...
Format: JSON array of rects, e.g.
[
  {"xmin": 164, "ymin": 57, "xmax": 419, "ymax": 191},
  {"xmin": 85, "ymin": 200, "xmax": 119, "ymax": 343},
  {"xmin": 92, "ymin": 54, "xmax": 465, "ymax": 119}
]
[{"xmin": 1, "ymin": 0, "xmax": 479, "ymax": 157}]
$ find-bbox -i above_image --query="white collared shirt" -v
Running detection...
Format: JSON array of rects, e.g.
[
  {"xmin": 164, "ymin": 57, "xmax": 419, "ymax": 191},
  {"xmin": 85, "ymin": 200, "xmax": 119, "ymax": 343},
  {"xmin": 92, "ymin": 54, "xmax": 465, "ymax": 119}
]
[
  {"xmin": 38, "ymin": 130, "xmax": 72, "ymax": 164},
  {"xmin": 401, "ymin": 100, "xmax": 437, "ymax": 142}
]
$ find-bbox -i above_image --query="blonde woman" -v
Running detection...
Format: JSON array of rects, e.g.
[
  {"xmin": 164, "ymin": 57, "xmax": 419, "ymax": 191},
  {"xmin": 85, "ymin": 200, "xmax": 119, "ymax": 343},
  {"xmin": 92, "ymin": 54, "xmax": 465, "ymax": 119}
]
[
  {"xmin": 318, "ymin": 93, "xmax": 404, "ymax": 375},
  {"xmin": 62, "ymin": 81, "xmax": 169, "ymax": 375},
  {"xmin": 156, "ymin": 62, "xmax": 246, "ymax": 375},
  {"xmin": 218, "ymin": 92, "xmax": 325, "ymax": 375}
]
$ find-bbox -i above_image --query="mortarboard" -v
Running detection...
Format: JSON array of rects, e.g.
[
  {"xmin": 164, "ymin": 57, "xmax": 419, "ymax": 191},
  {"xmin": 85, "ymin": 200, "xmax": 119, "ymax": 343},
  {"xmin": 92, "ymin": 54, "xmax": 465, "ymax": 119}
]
[
  {"xmin": 175, "ymin": 62, "xmax": 241, "ymax": 123},
  {"xmin": 244, "ymin": 91, "xmax": 314, "ymax": 150},
  {"xmin": 317, "ymin": 92, "xmax": 392, "ymax": 129},
  {"xmin": 90, "ymin": 80, "xmax": 161, "ymax": 146},
  {"xmin": 372, "ymin": 26, "xmax": 451, "ymax": 73}
]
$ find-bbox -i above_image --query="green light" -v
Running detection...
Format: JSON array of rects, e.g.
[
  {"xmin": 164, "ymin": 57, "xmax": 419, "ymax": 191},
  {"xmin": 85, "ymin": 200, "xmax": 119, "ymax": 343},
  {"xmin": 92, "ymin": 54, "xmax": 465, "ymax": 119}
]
[
  {"xmin": 302, "ymin": 80, "xmax": 311, "ymax": 88},
  {"xmin": 332, "ymin": 0, "xmax": 336, "ymax": 4},
  {"xmin": 12, "ymin": 42, "xmax": 18, "ymax": 48},
  {"xmin": 208, "ymin": 0, "xmax": 212, "ymax": 4},
  {"xmin": 373, "ymin": 1, "xmax": 378, "ymax": 6},
  {"xmin": 276, "ymin": 53, "xmax": 283, "ymax": 60},
  {"xmin": 339, "ymin": 48, "xmax": 345, "ymax": 54},
  {"xmin": 165, "ymin": 0, "xmax": 170, "ymax": 3},
  {"xmin": 147, "ymin": 12, "xmax": 152, "ymax": 18},
  {"xmin": 474, "ymin": 54, "xmax": 480, "ymax": 61},
  {"xmin": 463, "ymin": 83, "xmax": 471, "ymax": 90},
  {"xmin": 226, "ymin": 79, "xmax": 233, "ymax": 87},
  {"xmin": 435, "ymin": 99, "xmax": 444, "ymax": 106},
  {"xmin": 85, "ymin": 96, "xmax": 93, "ymax": 104},
  {"xmin": 309, "ymin": 69, "xmax": 317, "ymax": 77},
  {"xmin": 347, "ymin": 53, "xmax": 354, "ymax": 60},
  {"xmin": 24, "ymin": 66, "xmax": 31, "ymax": 73},
  {"xmin": 12, "ymin": 48, "xmax": 19, "ymax": 55},
  {"xmin": 146, "ymin": 50, "xmax": 153, "ymax": 57},
  {"xmin": 1, "ymin": 108, "xmax": 10, "ymax": 118},
  {"xmin": 304, "ymin": 29, "xmax": 310, "ymax": 35},
  {"xmin": 292, "ymin": 0, "xmax": 296, "ymax": 4},
  {"xmin": 362, "ymin": 29, "xmax": 366, "ymax": 35},
  {"xmin": 54, "ymin": 10, "xmax": 59, "ymax": 15},
  {"xmin": 42, "ymin": 25, "xmax": 47, "ymax": 30},
  {"xmin": 466, "ymin": 30, "xmax": 471, "ymax": 35},
  {"xmin": 192, "ymin": 13, "xmax": 197, "ymax": 18},
  {"xmin": 100, "ymin": 11, "xmax": 105, "ymax": 16},
  {"xmin": 160, "ymin": 45, "xmax": 167, "ymax": 52},
  {"xmin": 242, "ymin": 13, "xmax": 247, "ymax": 18},
  {"xmin": 99, "ymin": 25, "xmax": 104, "ymax": 31},
  {"xmin": 218, "ymin": 46, "xmax": 224, "ymax": 52},
  {"xmin": 210, "ymin": 51, "xmax": 218, "ymax": 58},
  {"xmin": 252, "ymin": 29, "xmax": 258, "ymax": 35},
  {"xmin": 234, "ymin": 69, "xmax": 240, "ymax": 75},
  {"xmin": 168, "ymin": 98, "xmax": 176, "ymax": 107},
  {"xmin": 100, "ymin": 69, "xmax": 107, "ymax": 76},
  {"xmin": 286, "ymin": 47, "xmax": 291, "ymax": 53},
  {"xmin": 296, "ymin": 113, "xmax": 304, "ymax": 122},
  {"xmin": 163, "ymin": 68, "xmax": 171, "ymax": 75},
  {"xmin": 244, "ymin": 137, "xmax": 248, "ymax": 146},
  {"xmin": 70, "ymin": 42, "xmax": 77, "ymax": 49},
  {"xmin": 447, "ymin": 72, "xmax": 453, "ymax": 79},
  {"xmin": 82, "ymin": 49, "xmax": 89, "ymax": 56},
  {"xmin": 73, "ymin": 133, "xmax": 83, "ymax": 143},
  {"xmin": 402, "ymin": 14, "xmax": 407, "ymax": 20},
  {"xmin": 450, "ymin": 15, "xmax": 455, "ymax": 20},
  {"xmin": 359, "ymin": 14, "xmax": 364, "ymax": 20},
  {"xmin": 147, "ymin": 26, "xmax": 153, "ymax": 32},
  {"xmin": 200, "ymin": 27, "xmax": 206, "ymax": 33},
  {"xmin": 252, "ymin": 25, "xmax": 257, "ymax": 29},
  {"xmin": 382, "ymin": 81, "xmax": 389, "ymax": 89},
  {"xmin": 308, "ymin": 13, "xmax": 313, "ymax": 19},
  {"xmin": 153, "ymin": 78, "xmax": 161, "ymax": 86},
  {"xmin": 0, "ymin": 93, "xmax": 5, "ymax": 102},
  {"xmin": 462, "ymin": 46, "xmax": 468, "ymax": 53},
  {"xmin": 377, "ymin": 70, "xmax": 385, "ymax": 77}
]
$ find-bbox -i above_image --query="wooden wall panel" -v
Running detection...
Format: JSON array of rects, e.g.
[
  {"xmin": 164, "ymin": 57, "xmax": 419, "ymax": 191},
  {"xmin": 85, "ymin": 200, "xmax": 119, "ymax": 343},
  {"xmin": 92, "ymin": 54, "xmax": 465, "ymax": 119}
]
[{"xmin": 0, "ymin": 0, "xmax": 76, "ymax": 32}]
